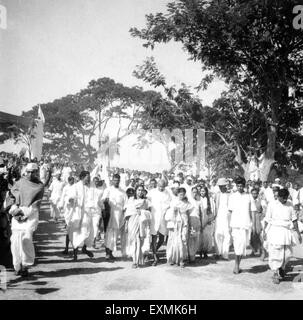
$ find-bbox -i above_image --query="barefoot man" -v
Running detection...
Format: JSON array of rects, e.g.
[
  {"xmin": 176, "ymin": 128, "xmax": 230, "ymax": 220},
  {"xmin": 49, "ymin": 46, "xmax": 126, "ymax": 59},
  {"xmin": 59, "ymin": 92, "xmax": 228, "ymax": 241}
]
[{"xmin": 228, "ymin": 176, "xmax": 252, "ymax": 274}]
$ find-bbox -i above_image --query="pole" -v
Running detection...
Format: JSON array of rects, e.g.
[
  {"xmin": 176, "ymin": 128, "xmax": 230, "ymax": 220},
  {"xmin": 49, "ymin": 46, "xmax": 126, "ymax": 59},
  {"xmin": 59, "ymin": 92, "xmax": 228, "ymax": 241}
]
[{"xmin": 98, "ymin": 109, "xmax": 101, "ymax": 149}]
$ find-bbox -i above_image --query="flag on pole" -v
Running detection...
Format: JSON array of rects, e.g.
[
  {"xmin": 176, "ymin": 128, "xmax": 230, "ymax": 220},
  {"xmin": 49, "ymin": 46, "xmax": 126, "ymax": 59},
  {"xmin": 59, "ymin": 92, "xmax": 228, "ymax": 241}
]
[
  {"xmin": 31, "ymin": 105, "xmax": 45, "ymax": 160},
  {"xmin": 38, "ymin": 105, "xmax": 45, "ymax": 123}
]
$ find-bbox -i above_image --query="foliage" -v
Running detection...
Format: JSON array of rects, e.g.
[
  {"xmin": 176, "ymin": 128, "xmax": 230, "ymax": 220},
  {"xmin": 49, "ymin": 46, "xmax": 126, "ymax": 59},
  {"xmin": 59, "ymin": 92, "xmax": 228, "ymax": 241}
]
[{"xmin": 130, "ymin": 0, "xmax": 303, "ymax": 175}]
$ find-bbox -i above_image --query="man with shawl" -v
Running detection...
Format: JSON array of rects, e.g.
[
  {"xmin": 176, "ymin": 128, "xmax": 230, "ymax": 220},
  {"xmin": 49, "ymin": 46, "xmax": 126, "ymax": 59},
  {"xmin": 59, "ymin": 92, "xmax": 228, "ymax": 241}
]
[{"xmin": 9, "ymin": 163, "xmax": 44, "ymax": 277}]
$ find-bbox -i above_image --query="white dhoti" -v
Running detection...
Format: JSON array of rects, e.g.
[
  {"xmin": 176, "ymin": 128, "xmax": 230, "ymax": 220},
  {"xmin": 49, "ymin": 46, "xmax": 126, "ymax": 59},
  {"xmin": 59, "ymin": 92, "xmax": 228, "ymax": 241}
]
[
  {"xmin": 71, "ymin": 209, "xmax": 94, "ymax": 248},
  {"xmin": 268, "ymin": 244, "xmax": 292, "ymax": 271},
  {"xmin": 64, "ymin": 205, "xmax": 74, "ymax": 240},
  {"xmin": 91, "ymin": 210, "xmax": 101, "ymax": 239},
  {"xmin": 232, "ymin": 228, "xmax": 250, "ymax": 256},
  {"xmin": 50, "ymin": 200, "xmax": 61, "ymax": 219},
  {"xmin": 10, "ymin": 205, "xmax": 39, "ymax": 272},
  {"xmin": 105, "ymin": 227, "xmax": 127, "ymax": 256},
  {"xmin": 10, "ymin": 230, "xmax": 35, "ymax": 272},
  {"xmin": 215, "ymin": 224, "xmax": 231, "ymax": 259}
]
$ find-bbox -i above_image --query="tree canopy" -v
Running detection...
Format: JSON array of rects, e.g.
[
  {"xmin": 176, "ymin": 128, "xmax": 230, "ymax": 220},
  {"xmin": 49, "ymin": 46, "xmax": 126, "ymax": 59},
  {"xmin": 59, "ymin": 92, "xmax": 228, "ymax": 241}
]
[{"xmin": 130, "ymin": 0, "xmax": 303, "ymax": 179}]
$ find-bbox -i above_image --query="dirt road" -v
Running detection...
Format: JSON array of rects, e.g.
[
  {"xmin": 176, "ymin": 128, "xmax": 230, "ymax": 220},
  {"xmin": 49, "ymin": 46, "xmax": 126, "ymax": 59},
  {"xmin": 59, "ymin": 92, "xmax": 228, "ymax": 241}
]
[{"xmin": 1, "ymin": 197, "xmax": 303, "ymax": 300}]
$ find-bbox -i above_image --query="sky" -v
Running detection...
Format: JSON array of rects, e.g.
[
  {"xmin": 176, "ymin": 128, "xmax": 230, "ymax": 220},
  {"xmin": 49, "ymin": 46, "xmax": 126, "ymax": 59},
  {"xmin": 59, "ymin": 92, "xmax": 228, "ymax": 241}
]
[{"xmin": 0, "ymin": 0, "xmax": 227, "ymax": 116}]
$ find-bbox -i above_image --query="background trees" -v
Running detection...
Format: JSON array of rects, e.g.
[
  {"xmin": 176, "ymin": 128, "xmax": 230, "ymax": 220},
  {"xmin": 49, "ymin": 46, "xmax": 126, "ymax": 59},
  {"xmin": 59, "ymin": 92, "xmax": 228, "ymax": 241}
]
[{"xmin": 130, "ymin": 0, "xmax": 303, "ymax": 180}]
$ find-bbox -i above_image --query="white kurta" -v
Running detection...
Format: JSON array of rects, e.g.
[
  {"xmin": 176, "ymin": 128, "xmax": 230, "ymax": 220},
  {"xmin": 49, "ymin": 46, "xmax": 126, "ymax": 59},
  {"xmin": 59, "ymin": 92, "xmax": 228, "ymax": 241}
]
[
  {"xmin": 228, "ymin": 192, "xmax": 252, "ymax": 256},
  {"xmin": 59, "ymin": 184, "xmax": 75, "ymax": 238},
  {"xmin": 89, "ymin": 186, "xmax": 104, "ymax": 238},
  {"xmin": 265, "ymin": 200, "xmax": 298, "ymax": 270},
  {"xmin": 214, "ymin": 192, "xmax": 231, "ymax": 258},
  {"xmin": 10, "ymin": 204, "xmax": 39, "ymax": 271},
  {"xmin": 102, "ymin": 186, "xmax": 127, "ymax": 252},
  {"xmin": 61, "ymin": 166, "xmax": 72, "ymax": 184},
  {"xmin": 148, "ymin": 188, "xmax": 172, "ymax": 236},
  {"xmin": 49, "ymin": 178, "xmax": 65, "ymax": 219},
  {"xmin": 68, "ymin": 181, "xmax": 94, "ymax": 248}
]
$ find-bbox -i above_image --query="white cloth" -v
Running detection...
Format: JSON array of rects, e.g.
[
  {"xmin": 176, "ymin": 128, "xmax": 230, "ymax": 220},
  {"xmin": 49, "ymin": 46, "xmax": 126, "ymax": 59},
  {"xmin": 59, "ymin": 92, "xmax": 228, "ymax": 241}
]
[
  {"xmin": 214, "ymin": 192, "xmax": 231, "ymax": 258},
  {"xmin": 68, "ymin": 181, "xmax": 94, "ymax": 248},
  {"xmin": 102, "ymin": 186, "xmax": 127, "ymax": 252},
  {"xmin": 232, "ymin": 228, "xmax": 250, "ymax": 256},
  {"xmin": 261, "ymin": 187, "xmax": 274, "ymax": 204},
  {"xmin": 102, "ymin": 186, "xmax": 127, "ymax": 230},
  {"xmin": 228, "ymin": 192, "xmax": 252, "ymax": 230},
  {"xmin": 265, "ymin": 200, "xmax": 297, "ymax": 246},
  {"xmin": 292, "ymin": 188, "xmax": 303, "ymax": 206},
  {"xmin": 89, "ymin": 186, "xmax": 104, "ymax": 238},
  {"xmin": 39, "ymin": 165, "xmax": 48, "ymax": 184},
  {"xmin": 49, "ymin": 179, "xmax": 65, "ymax": 204},
  {"xmin": 10, "ymin": 205, "xmax": 39, "ymax": 271},
  {"xmin": 148, "ymin": 188, "xmax": 172, "ymax": 236},
  {"xmin": 61, "ymin": 166, "xmax": 72, "ymax": 183}
]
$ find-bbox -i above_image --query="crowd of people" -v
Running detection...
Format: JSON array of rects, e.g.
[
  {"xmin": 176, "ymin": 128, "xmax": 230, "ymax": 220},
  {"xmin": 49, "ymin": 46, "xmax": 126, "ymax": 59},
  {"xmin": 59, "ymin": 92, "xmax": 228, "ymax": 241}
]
[{"xmin": 0, "ymin": 153, "xmax": 303, "ymax": 285}]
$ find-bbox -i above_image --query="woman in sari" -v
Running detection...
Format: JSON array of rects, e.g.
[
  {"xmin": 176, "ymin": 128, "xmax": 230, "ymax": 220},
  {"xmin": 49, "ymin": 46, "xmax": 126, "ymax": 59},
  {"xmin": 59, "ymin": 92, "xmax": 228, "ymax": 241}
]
[
  {"xmin": 124, "ymin": 185, "xmax": 151, "ymax": 268},
  {"xmin": 188, "ymin": 187, "xmax": 202, "ymax": 263},
  {"xmin": 165, "ymin": 187, "xmax": 192, "ymax": 268},
  {"xmin": 198, "ymin": 186, "xmax": 215, "ymax": 259}
]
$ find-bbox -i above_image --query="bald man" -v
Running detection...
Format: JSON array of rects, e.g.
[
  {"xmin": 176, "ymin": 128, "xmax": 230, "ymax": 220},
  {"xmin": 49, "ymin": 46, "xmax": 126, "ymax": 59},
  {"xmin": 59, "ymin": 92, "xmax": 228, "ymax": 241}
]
[{"xmin": 148, "ymin": 179, "xmax": 172, "ymax": 266}]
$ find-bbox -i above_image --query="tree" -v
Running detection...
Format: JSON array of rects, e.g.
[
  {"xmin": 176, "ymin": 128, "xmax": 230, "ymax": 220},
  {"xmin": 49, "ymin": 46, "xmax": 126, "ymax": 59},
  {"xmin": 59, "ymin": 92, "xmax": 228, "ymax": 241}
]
[
  {"xmin": 7, "ymin": 121, "xmax": 37, "ymax": 160},
  {"xmin": 22, "ymin": 78, "xmax": 164, "ymax": 164},
  {"xmin": 130, "ymin": 0, "xmax": 303, "ymax": 180},
  {"xmin": 23, "ymin": 95, "xmax": 97, "ymax": 163}
]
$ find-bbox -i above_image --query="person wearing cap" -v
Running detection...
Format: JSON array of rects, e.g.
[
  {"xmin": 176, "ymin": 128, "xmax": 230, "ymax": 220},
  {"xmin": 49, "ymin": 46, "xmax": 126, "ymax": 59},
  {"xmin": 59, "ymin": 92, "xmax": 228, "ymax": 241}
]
[
  {"xmin": 264, "ymin": 188, "xmax": 302, "ymax": 284},
  {"xmin": 213, "ymin": 178, "xmax": 231, "ymax": 260},
  {"xmin": 228, "ymin": 176, "xmax": 252, "ymax": 274},
  {"xmin": 8, "ymin": 163, "xmax": 44, "ymax": 277},
  {"xmin": 48, "ymin": 171, "xmax": 65, "ymax": 223}
]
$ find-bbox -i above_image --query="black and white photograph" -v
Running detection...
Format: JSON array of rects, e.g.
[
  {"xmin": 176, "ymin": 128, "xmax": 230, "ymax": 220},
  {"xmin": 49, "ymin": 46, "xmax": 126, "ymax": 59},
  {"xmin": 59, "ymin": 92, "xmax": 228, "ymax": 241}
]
[{"xmin": 0, "ymin": 0, "xmax": 303, "ymax": 303}]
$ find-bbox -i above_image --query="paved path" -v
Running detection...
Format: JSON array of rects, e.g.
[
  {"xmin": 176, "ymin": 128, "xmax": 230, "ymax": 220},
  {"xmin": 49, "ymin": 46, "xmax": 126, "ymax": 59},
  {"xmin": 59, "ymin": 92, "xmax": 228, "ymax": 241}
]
[{"xmin": 1, "ymin": 197, "xmax": 303, "ymax": 300}]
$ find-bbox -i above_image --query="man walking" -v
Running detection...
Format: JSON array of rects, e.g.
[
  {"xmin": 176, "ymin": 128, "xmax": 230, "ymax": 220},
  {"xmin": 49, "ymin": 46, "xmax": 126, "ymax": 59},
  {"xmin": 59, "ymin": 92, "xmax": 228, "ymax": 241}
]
[
  {"xmin": 102, "ymin": 174, "xmax": 127, "ymax": 260},
  {"xmin": 9, "ymin": 163, "xmax": 44, "ymax": 277}
]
